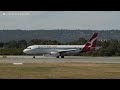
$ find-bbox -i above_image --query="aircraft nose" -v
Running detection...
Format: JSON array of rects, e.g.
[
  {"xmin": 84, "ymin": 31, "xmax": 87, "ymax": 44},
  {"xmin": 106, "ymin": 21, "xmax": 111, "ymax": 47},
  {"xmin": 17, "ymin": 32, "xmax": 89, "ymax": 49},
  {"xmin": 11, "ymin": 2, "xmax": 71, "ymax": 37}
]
[
  {"xmin": 23, "ymin": 49, "xmax": 28, "ymax": 54},
  {"xmin": 23, "ymin": 49, "xmax": 32, "ymax": 54}
]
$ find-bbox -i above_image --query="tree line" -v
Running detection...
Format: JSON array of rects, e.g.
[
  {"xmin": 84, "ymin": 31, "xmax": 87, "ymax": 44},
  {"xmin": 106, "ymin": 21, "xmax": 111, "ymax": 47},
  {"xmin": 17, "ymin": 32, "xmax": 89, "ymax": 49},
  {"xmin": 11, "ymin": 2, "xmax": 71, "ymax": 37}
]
[{"xmin": 0, "ymin": 38, "xmax": 120, "ymax": 56}]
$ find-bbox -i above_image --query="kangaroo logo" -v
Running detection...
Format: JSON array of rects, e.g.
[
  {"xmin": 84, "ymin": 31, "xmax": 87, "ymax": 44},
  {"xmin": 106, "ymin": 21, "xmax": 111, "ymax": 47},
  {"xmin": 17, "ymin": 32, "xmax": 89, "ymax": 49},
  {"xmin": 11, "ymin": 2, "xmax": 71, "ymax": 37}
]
[
  {"xmin": 87, "ymin": 37, "xmax": 97, "ymax": 47},
  {"xmin": 80, "ymin": 33, "xmax": 98, "ymax": 53}
]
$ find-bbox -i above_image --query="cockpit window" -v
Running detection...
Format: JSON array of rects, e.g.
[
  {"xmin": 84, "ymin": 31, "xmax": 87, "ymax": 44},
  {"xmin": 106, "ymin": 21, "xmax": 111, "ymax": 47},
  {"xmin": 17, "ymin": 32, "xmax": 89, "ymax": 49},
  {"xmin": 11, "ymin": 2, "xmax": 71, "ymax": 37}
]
[{"xmin": 27, "ymin": 48, "xmax": 31, "ymax": 49}]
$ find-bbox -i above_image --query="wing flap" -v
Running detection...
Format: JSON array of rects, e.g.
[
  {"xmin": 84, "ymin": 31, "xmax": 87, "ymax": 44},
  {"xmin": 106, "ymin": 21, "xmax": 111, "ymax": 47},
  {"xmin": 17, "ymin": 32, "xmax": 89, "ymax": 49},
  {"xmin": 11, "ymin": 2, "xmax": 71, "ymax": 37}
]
[{"xmin": 57, "ymin": 49, "xmax": 77, "ymax": 53}]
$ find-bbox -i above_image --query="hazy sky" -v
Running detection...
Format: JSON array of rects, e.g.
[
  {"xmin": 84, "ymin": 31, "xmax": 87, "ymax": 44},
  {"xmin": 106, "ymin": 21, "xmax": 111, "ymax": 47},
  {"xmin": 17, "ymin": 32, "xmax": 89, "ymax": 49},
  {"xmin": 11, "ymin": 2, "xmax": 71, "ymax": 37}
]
[{"xmin": 0, "ymin": 11, "xmax": 120, "ymax": 30}]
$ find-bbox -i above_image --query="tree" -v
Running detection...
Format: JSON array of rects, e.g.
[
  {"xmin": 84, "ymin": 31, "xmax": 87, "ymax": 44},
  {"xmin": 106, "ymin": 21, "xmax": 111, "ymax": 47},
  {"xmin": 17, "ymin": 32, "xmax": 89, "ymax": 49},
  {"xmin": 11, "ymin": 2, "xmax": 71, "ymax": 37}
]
[
  {"xmin": 4, "ymin": 40, "xmax": 17, "ymax": 48},
  {"xmin": 0, "ymin": 42, "xmax": 4, "ymax": 48},
  {"xmin": 17, "ymin": 40, "xmax": 27, "ymax": 48}
]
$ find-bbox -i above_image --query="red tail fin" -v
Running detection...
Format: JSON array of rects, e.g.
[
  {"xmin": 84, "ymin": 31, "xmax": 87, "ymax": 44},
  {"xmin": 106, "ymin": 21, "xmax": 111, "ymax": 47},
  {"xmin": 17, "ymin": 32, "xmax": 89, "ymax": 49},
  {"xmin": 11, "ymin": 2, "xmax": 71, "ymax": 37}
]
[{"xmin": 81, "ymin": 33, "xmax": 98, "ymax": 52}]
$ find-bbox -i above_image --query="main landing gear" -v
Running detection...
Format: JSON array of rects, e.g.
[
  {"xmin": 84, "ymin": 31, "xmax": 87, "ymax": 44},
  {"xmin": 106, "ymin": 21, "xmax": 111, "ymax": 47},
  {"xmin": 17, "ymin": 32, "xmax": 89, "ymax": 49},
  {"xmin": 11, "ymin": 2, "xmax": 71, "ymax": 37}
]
[
  {"xmin": 61, "ymin": 56, "xmax": 64, "ymax": 58},
  {"xmin": 56, "ymin": 56, "xmax": 59, "ymax": 58},
  {"xmin": 56, "ymin": 56, "xmax": 64, "ymax": 58}
]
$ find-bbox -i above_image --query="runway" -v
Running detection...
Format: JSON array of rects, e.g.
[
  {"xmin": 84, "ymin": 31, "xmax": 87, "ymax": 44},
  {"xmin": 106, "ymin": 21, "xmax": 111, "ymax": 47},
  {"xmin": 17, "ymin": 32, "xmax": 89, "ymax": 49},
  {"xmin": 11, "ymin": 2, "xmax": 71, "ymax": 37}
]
[{"xmin": 0, "ymin": 56, "xmax": 120, "ymax": 63}]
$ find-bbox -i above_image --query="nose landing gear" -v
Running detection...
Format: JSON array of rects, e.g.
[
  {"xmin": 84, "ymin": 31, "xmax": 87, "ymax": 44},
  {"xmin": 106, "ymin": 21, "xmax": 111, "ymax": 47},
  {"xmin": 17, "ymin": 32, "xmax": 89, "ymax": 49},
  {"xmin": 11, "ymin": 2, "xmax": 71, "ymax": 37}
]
[{"xmin": 33, "ymin": 56, "xmax": 35, "ymax": 58}]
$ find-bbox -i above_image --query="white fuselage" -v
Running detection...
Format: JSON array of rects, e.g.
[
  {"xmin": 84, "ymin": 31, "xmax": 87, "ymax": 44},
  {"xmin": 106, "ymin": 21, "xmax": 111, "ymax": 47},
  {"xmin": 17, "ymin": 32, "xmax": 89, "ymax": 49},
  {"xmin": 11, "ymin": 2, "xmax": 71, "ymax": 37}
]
[{"xmin": 23, "ymin": 45, "xmax": 85, "ymax": 55}]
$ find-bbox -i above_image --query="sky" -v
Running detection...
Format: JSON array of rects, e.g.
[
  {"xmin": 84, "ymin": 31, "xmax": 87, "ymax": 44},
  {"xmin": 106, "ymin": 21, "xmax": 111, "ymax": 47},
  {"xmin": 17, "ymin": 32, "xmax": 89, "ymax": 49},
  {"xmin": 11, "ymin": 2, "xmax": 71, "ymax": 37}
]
[{"xmin": 0, "ymin": 11, "xmax": 120, "ymax": 30}]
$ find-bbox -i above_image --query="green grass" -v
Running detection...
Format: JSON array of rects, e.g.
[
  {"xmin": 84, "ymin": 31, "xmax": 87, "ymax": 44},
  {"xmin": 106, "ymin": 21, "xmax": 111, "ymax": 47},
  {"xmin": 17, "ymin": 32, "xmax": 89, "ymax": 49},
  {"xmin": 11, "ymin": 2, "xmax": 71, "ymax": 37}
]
[{"xmin": 0, "ymin": 62, "xmax": 120, "ymax": 79}]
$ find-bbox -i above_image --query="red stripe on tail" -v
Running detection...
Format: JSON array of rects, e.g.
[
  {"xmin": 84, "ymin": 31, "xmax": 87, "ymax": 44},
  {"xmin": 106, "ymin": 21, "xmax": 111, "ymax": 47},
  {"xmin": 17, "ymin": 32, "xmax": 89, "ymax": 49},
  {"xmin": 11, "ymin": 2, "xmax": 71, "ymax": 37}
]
[{"xmin": 80, "ymin": 33, "xmax": 98, "ymax": 52}]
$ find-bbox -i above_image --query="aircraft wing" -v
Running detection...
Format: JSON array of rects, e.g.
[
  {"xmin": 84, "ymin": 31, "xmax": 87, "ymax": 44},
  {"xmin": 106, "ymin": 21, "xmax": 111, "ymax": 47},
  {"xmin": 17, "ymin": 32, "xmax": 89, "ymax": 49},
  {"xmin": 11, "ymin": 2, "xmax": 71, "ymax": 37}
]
[{"xmin": 57, "ymin": 49, "xmax": 77, "ymax": 53}]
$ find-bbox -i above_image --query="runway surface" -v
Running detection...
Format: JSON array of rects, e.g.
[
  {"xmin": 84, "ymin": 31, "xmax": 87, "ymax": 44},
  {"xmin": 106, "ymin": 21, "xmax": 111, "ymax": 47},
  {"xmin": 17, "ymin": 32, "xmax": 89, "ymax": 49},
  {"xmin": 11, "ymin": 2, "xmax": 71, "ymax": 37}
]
[{"xmin": 0, "ymin": 55, "xmax": 120, "ymax": 63}]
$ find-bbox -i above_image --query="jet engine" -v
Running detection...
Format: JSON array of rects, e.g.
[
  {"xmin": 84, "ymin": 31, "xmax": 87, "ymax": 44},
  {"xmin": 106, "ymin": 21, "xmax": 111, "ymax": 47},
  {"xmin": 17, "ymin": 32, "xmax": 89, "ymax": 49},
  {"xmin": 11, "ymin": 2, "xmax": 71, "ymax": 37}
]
[{"xmin": 50, "ymin": 52, "xmax": 60, "ymax": 57}]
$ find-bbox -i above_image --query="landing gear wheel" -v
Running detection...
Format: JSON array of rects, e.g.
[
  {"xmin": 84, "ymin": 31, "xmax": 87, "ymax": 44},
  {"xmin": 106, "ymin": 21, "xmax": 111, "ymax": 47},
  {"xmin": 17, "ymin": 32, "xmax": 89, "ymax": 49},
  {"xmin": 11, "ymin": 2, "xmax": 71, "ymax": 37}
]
[
  {"xmin": 33, "ymin": 56, "xmax": 35, "ymax": 58},
  {"xmin": 61, "ymin": 56, "xmax": 64, "ymax": 58},
  {"xmin": 56, "ymin": 56, "xmax": 59, "ymax": 58}
]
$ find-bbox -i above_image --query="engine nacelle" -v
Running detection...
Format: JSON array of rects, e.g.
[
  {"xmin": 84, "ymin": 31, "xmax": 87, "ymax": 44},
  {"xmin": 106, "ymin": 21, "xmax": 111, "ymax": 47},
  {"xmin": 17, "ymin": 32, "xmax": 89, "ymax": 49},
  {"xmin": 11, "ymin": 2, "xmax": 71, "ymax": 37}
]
[{"xmin": 50, "ymin": 52, "xmax": 60, "ymax": 57}]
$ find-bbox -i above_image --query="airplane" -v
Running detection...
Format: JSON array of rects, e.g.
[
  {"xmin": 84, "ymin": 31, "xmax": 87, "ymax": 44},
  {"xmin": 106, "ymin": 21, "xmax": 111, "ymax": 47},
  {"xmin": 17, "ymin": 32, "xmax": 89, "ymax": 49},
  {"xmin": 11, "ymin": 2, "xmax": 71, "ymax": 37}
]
[{"xmin": 23, "ymin": 32, "xmax": 98, "ymax": 58}]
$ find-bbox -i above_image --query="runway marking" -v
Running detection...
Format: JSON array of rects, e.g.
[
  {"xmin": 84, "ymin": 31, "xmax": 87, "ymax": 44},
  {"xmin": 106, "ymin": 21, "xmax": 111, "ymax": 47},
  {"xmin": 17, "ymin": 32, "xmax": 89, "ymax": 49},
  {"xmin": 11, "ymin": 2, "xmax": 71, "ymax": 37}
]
[
  {"xmin": 0, "ymin": 56, "xmax": 120, "ymax": 64},
  {"xmin": 13, "ymin": 63, "xmax": 23, "ymax": 65}
]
